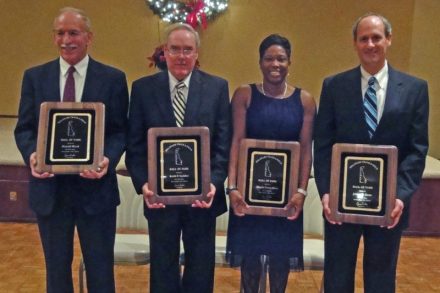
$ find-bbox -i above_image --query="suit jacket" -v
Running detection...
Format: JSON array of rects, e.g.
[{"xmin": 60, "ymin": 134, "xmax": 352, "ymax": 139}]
[
  {"xmin": 125, "ymin": 69, "xmax": 231, "ymax": 217},
  {"xmin": 313, "ymin": 65, "xmax": 429, "ymax": 228},
  {"xmin": 15, "ymin": 57, "xmax": 129, "ymax": 216}
]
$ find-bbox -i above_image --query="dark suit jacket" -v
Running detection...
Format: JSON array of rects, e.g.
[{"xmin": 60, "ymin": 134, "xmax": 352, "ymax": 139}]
[
  {"xmin": 313, "ymin": 65, "xmax": 429, "ymax": 228},
  {"xmin": 15, "ymin": 57, "xmax": 129, "ymax": 216},
  {"xmin": 125, "ymin": 69, "xmax": 231, "ymax": 217}
]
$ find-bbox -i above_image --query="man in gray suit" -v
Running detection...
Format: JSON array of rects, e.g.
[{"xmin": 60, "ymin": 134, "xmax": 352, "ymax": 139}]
[
  {"xmin": 314, "ymin": 13, "xmax": 429, "ymax": 293},
  {"xmin": 15, "ymin": 7, "xmax": 128, "ymax": 293},
  {"xmin": 125, "ymin": 23, "xmax": 231, "ymax": 292}
]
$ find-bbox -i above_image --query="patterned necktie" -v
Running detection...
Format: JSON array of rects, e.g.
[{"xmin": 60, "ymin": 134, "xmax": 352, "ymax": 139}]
[
  {"xmin": 363, "ymin": 76, "xmax": 377, "ymax": 138},
  {"xmin": 173, "ymin": 82, "xmax": 186, "ymax": 127},
  {"xmin": 63, "ymin": 66, "xmax": 76, "ymax": 102}
]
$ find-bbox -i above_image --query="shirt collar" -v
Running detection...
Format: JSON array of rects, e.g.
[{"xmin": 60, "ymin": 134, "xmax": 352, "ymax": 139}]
[
  {"xmin": 168, "ymin": 71, "xmax": 192, "ymax": 92},
  {"xmin": 360, "ymin": 61, "xmax": 388, "ymax": 90},
  {"xmin": 59, "ymin": 55, "xmax": 89, "ymax": 77}
]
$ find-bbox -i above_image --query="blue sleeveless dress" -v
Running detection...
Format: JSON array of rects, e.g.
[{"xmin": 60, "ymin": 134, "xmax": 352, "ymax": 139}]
[{"xmin": 226, "ymin": 84, "xmax": 304, "ymax": 270}]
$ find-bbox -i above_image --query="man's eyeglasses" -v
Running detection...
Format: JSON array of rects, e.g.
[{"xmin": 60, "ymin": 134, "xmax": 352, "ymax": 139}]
[{"xmin": 167, "ymin": 46, "xmax": 195, "ymax": 56}]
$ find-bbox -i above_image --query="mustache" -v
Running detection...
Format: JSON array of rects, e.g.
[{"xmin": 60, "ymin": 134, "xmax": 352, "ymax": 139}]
[{"xmin": 60, "ymin": 44, "xmax": 77, "ymax": 49}]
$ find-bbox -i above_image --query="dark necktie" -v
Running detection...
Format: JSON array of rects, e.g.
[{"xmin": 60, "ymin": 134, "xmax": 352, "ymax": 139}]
[
  {"xmin": 63, "ymin": 66, "xmax": 76, "ymax": 102},
  {"xmin": 173, "ymin": 82, "xmax": 186, "ymax": 127},
  {"xmin": 363, "ymin": 76, "xmax": 377, "ymax": 138}
]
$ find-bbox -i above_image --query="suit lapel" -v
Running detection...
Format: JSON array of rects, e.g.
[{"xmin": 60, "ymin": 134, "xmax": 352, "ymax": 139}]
[
  {"xmin": 347, "ymin": 67, "xmax": 370, "ymax": 139},
  {"xmin": 185, "ymin": 70, "xmax": 202, "ymax": 126},
  {"xmin": 43, "ymin": 59, "xmax": 62, "ymax": 102},
  {"xmin": 375, "ymin": 66, "xmax": 403, "ymax": 137},
  {"xmin": 82, "ymin": 58, "xmax": 104, "ymax": 102},
  {"xmin": 153, "ymin": 72, "xmax": 176, "ymax": 125}
]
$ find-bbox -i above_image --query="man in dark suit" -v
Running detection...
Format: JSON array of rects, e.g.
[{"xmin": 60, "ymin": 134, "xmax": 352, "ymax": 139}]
[
  {"xmin": 313, "ymin": 13, "xmax": 429, "ymax": 293},
  {"xmin": 14, "ymin": 7, "xmax": 128, "ymax": 293},
  {"xmin": 125, "ymin": 23, "xmax": 231, "ymax": 292}
]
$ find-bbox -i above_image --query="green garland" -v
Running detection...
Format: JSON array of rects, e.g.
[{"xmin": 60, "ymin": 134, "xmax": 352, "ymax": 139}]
[{"xmin": 146, "ymin": 0, "xmax": 228, "ymax": 26}]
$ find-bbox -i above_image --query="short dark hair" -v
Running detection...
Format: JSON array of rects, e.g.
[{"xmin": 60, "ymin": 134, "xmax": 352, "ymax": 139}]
[
  {"xmin": 259, "ymin": 34, "xmax": 291, "ymax": 60},
  {"xmin": 352, "ymin": 12, "xmax": 392, "ymax": 40}
]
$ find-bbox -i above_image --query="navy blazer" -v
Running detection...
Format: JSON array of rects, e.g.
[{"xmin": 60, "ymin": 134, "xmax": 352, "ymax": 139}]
[
  {"xmin": 15, "ymin": 57, "xmax": 129, "ymax": 216},
  {"xmin": 125, "ymin": 70, "xmax": 231, "ymax": 217},
  {"xmin": 313, "ymin": 65, "xmax": 429, "ymax": 228}
]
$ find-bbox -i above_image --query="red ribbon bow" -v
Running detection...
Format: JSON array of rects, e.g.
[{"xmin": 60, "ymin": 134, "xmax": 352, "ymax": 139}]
[{"xmin": 186, "ymin": 0, "xmax": 207, "ymax": 29}]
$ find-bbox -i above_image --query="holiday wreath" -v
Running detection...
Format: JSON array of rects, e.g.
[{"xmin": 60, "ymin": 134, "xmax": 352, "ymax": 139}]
[{"xmin": 146, "ymin": 0, "xmax": 228, "ymax": 29}]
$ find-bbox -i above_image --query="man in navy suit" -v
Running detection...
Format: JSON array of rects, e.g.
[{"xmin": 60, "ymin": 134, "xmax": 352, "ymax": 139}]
[
  {"xmin": 126, "ymin": 23, "xmax": 231, "ymax": 292},
  {"xmin": 314, "ymin": 13, "xmax": 429, "ymax": 293},
  {"xmin": 14, "ymin": 7, "xmax": 128, "ymax": 293}
]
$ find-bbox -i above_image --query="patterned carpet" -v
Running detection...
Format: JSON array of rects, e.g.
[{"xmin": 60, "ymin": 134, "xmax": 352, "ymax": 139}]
[{"xmin": 0, "ymin": 222, "xmax": 439, "ymax": 292}]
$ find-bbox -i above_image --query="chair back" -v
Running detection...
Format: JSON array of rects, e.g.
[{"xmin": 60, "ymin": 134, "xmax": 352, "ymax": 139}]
[{"xmin": 116, "ymin": 174, "xmax": 148, "ymax": 230}]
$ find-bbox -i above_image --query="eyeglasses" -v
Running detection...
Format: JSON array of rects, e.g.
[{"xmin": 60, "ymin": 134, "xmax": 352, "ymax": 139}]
[{"xmin": 167, "ymin": 46, "xmax": 195, "ymax": 56}]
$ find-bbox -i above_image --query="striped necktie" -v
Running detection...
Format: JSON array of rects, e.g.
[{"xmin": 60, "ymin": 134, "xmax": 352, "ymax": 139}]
[
  {"xmin": 363, "ymin": 76, "xmax": 377, "ymax": 138},
  {"xmin": 63, "ymin": 66, "xmax": 76, "ymax": 102},
  {"xmin": 173, "ymin": 82, "xmax": 186, "ymax": 127}
]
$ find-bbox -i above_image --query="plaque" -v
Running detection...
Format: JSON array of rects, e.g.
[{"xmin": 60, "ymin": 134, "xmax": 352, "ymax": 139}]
[
  {"xmin": 36, "ymin": 102, "xmax": 105, "ymax": 174},
  {"xmin": 237, "ymin": 139, "xmax": 300, "ymax": 217},
  {"xmin": 329, "ymin": 143, "xmax": 398, "ymax": 226},
  {"xmin": 147, "ymin": 127, "xmax": 210, "ymax": 205}
]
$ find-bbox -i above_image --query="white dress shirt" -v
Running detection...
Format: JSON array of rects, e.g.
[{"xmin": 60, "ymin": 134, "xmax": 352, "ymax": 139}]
[
  {"xmin": 168, "ymin": 71, "xmax": 192, "ymax": 103},
  {"xmin": 360, "ymin": 61, "xmax": 389, "ymax": 123},
  {"xmin": 59, "ymin": 55, "xmax": 89, "ymax": 102}
]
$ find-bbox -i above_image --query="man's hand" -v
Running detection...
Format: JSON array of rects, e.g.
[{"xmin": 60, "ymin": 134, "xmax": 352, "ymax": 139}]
[
  {"xmin": 387, "ymin": 199, "xmax": 404, "ymax": 229},
  {"xmin": 285, "ymin": 192, "xmax": 305, "ymax": 220},
  {"xmin": 142, "ymin": 182, "xmax": 165, "ymax": 209},
  {"xmin": 192, "ymin": 183, "xmax": 216, "ymax": 208},
  {"xmin": 29, "ymin": 152, "xmax": 53, "ymax": 179},
  {"xmin": 80, "ymin": 157, "xmax": 109, "ymax": 179},
  {"xmin": 322, "ymin": 193, "xmax": 342, "ymax": 225}
]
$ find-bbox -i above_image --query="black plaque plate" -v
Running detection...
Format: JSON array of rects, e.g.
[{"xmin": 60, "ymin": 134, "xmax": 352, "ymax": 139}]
[
  {"xmin": 329, "ymin": 143, "xmax": 397, "ymax": 225},
  {"xmin": 148, "ymin": 127, "xmax": 210, "ymax": 205},
  {"xmin": 36, "ymin": 102, "xmax": 105, "ymax": 174},
  {"xmin": 237, "ymin": 139, "xmax": 300, "ymax": 217},
  {"xmin": 47, "ymin": 109, "xmax": 94, "ymax": 164}
]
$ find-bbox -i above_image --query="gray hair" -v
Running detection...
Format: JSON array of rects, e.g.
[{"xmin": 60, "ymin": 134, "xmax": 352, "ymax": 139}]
[
  {"xmin": 352, "ymin": 12, "xmax": 392, "ymax": 40},
  {"xmin": 165, "ymin": 23, "xmax": 200, "ymax": 48},
  {"xmin": 54, "ymin": 7, "xmax": 92, "ymax": 32}
]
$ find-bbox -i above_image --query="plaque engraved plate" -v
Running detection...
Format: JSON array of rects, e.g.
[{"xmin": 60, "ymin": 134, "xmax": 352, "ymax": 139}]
[
  {"xmin": 237, "ymin": 139, "xmax": 300, "ymax": 217},
  {"xmin": 36, "ymin": 102, "xmax": 105, "ymax": 174},
  {"xmin": 329, "ymin": 143, "xmax": 398, "ymax": 226},
  {"xmin": 160, "ymin": 138, "xmax": 198, "ymax": 193},
  {"xmin": 148, "ymin": 127, "xmax": 210, "ymax": 205}
]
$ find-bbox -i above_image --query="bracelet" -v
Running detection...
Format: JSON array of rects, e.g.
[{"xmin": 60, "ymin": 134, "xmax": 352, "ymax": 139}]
[
  {"xmin": 297, "ymin": 188, "xmax": 308, "ymax": 197},
  {"xmin": 226, "ymin": 185, "xmax": 238, "ymax": 194}
]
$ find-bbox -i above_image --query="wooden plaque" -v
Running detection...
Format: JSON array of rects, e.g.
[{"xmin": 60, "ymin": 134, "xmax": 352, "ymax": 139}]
[
  {"xmin": 237, "ymin": 139, "xmax": 300, "ymax": 217},
  {"xmin": 36, "ymin": 102, "xmax": 105, "ymax": 174},
  {"xmin": 147, "ymin": 126, "xmax": 210, "ymax": 205},
  {"xmin": 329, "ymin": 143, "xmax": 398, "ymax": 226}
]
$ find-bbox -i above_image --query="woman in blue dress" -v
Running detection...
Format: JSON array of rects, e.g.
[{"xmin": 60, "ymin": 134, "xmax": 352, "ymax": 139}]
[{"xmin": 226, "ymin": 34, "xmax": 316, "ymax": 292}]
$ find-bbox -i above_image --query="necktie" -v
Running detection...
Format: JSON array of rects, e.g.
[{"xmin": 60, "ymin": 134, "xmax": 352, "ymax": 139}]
[
  {"xmin": 363, "ymin": 76, "xmax": 377, "ymax": 138},
  {"xmin": 173, "ymin": 82, "xmax": 186, "ymax": 127},
  {"xmin": 63, "ymin": 66, "xmax": 76, "ymax": 102}
]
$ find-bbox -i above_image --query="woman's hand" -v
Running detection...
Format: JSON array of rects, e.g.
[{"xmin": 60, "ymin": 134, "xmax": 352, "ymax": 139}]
[
  {"xmin": 229, "ymin": 190, "xmax": 248, "ymax": 216},
  {"xmin": 285, "ymin": 192, "xmax": 305, "ymax": 220}
]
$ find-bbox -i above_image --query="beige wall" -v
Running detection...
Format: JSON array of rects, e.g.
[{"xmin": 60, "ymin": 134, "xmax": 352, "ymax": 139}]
[
  {"xmin": 1, "ymin": 0, "xmax": 438, "ymax": 156},
  {"xmin": 409, "ymin": 0, "xmax": 440, "ymax": 158}
]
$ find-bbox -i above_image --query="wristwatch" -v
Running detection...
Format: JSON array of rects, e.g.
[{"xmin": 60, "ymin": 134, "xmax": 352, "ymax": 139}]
[
  {"xmin": 226, "ymin": 185, "xmax": 238, "ymax": 194},
  {"xmin": 297, "ymin": 188, "xmax": 308, "ymax": 197}
]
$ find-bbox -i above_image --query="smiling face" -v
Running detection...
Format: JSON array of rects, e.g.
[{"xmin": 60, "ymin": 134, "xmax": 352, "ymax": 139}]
[
  {"xmin": 259, "ymin": 45, "xmax": 291, "ymax": 85},
  {"xmin": 354, "ymin": 15, "xmax": 391, "ymax": 75},
  {"xmin": 164, "ymin": 29, "xmax": 199, "ymax": 81},
  {"xmin": 53, "ymin": 11, "xmax": 92, "ymax": 66}
]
